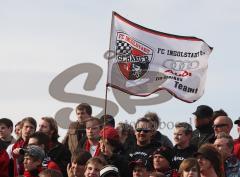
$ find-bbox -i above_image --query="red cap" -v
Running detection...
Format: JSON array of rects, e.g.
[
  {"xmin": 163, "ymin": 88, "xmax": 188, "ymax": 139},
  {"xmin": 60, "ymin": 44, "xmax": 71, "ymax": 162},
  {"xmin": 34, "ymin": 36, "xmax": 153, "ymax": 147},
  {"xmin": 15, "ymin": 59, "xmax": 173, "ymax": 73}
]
[{"xmin": 100, "ymin": 126, "xmax": 119, "ymax": 141}]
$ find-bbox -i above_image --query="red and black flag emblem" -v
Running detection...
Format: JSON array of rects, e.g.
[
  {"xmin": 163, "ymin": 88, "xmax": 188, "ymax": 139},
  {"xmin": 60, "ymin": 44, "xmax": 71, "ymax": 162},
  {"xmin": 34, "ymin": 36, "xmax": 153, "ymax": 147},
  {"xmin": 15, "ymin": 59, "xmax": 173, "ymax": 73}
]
[{"xmin": 116, "ymin": 32, "xmax": 153, "ymax": 80}]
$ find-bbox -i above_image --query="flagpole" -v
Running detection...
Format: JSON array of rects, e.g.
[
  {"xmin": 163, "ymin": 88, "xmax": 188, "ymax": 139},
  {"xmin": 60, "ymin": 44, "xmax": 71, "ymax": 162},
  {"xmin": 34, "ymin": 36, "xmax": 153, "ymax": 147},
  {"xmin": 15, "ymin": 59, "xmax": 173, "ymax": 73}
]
[
  {"xmin": 104, "ymin": 11, "xmax": 115, "ymax": 128},
  {"xmin": 104, "ymin": 86, "xmax": 108, "ymax": 128}
]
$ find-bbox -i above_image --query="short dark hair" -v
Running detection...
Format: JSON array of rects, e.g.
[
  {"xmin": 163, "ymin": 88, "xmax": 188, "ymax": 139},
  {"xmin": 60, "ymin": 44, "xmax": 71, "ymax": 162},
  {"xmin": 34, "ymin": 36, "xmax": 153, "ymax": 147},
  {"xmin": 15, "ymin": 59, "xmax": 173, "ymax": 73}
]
[
  {"xmin": 71, "ymin": 149, "xmax": 92, "ymax": 165},
  {"xmin": 29, "ymin": 131, "xmax": 50, "ymax": 151},
  {"xmin": 175, "ymin": 122, "xmax": 193, "ymax": 135},
  {"xmin": 135, "ymin": 117, "xmax": 152, "ymax": 129},
  {"xmin": 100, "ymin": 114, "xmax": 115, "ymax": 127},
  {"xmin": 0, "ymin": 118, "xmax": 13, "ymax": 128},
  {"xmin": 213, "ymin": 109, "xmax": 228, "ymax": 120},
  {"xmin": 76, "ymin": 103, "xmax": 92, "ymax": 116}
]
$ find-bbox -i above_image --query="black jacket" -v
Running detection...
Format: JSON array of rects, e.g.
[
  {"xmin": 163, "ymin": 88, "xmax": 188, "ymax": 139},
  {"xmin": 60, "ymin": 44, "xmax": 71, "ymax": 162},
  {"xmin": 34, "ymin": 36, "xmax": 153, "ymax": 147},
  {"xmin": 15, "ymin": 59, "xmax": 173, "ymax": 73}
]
[
  {"xmin": 190, "ymin": 124, "xmax": 215, "ymax": 148},
  {"xmin": 47, "ymin": 141, "xmax": 71, "ymax": 177},
  {"xmin": 102, "ymin": 153, "xmax": 131, "ymax": 177},
  {"xmin": 151, "ymin": 131, "xmax": 173, "ymax": 148}
]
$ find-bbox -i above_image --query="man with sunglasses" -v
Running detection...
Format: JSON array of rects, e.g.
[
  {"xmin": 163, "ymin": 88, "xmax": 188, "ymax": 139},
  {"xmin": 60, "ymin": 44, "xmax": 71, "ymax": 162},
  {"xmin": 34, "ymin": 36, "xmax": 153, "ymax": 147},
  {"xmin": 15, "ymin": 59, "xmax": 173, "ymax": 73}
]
[
  {"xmin": 128, "ymin": 118, "xmax": 161, "ymax": 166},
  {"xmin": 213, "ymin": 116, "xmax": 233, "ymax": 136},
  {"xmin": 233, "ymin": 117, "xmax": 240, "ymax": 159}
]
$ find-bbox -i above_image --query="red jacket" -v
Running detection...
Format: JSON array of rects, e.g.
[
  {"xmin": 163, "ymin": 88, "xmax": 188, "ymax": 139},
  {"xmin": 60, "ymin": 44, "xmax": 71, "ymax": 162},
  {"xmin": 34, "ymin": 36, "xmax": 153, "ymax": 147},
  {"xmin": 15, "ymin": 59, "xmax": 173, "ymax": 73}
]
[
  {"xmin": 0, "ymin": 149, "xmax": 10, "ymax": 177},
  {"xmin": 234, "ymin": 138, "xmax": 240, "ymax": 159},
  {"xmin": 12, "ymin": 138, "xmax": 28, "ymax": 176}
]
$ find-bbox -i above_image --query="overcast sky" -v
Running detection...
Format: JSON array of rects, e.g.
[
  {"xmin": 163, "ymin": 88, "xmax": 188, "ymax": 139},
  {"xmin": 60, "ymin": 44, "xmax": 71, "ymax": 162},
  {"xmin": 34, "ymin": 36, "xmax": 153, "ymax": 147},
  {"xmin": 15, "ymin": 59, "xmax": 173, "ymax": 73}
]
[{"xmin": 1, "ymin": 0, "xmax": 240, "ymax": 140}]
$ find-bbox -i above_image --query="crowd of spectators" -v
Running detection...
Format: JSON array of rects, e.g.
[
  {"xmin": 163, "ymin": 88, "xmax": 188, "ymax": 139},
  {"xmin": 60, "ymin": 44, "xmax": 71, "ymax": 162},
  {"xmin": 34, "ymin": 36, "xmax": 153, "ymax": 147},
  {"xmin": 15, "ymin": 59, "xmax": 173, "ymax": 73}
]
[{"xmin": 0, "ymin": 103, "xmax": 240, "ymax": 177}]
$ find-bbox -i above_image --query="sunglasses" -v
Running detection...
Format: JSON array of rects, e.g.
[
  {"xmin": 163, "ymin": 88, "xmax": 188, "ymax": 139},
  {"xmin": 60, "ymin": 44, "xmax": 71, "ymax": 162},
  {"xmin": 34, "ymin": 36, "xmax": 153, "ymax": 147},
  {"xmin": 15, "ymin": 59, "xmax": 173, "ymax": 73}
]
[
  {"xmin": 212, "ymin": 123, "xmax": 228, "ymax": 128},
  {"xmin": 136, "ymin": 128, "xmax": 151, "ymax": 133}
]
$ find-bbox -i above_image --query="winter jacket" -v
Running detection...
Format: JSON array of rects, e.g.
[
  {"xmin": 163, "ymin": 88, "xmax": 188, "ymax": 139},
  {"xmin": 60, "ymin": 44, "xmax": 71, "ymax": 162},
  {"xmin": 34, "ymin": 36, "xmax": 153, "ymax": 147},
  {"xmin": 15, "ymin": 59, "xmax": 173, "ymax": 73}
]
[
  {"xmin": 47, "ymin": 141, "xmax": 71, "ymax": 177},
  {"xmin": 0, "ymin": 147, "xmax": 10, "ymax": 177},
  {"xmin": 12, "ymin": 138, "xmax": 28, "ymax": 176},
  {"xmin": 233, "ymin": 138, "xmax": 240, "ymax": 160},
  {"xmin": 190, "ymin": 124, "xmax": 215, "ymax": 148},
  {"xmin": 151, "ymin": 131, "xmax": 173, "ymax": 148}
]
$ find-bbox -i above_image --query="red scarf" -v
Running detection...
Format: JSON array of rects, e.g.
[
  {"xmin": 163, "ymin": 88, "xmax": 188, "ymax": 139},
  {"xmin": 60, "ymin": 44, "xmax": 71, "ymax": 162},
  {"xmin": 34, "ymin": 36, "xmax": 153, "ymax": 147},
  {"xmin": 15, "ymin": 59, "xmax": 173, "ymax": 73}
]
[{"xmin": 85, "ymin": 140, "xmax": 101, "ymax": 157}]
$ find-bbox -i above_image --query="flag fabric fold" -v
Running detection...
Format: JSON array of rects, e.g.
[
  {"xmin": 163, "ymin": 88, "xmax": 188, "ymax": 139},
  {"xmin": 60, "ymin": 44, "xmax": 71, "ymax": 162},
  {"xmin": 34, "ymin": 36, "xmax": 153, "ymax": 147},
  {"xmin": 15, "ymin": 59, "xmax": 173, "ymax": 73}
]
[{"xmin": 107, "ymin": 12, "xmax": 213, "ymax": 103}]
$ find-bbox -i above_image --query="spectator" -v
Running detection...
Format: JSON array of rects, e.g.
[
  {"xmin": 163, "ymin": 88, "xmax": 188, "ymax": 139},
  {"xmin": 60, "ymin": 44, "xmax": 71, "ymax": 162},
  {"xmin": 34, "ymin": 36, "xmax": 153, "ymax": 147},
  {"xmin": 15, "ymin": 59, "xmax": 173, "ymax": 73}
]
[
  {"xmin": 213, "ymin": 116, "xmax": 233, "ymax": 136},
  {"xmin": 99, "ymin": 126, "xmax": 130, "ymax": 177},
  {"xmin": 74, "ymin": 103, "xmax": 93, "ymax": 142},
  {"xmin": 149, "ymin": 146, "xmax": 178, "ymax": 177},
  {"xmin": 194, "ymin": 144, "xmax": 223, "ymax": 177},
  {"xmin": 84, "ymin": 157, "xmax": 106, "ymax": 177},
  {"xmin": 78, "ymin": 118, "xmax": 102, "ymax": 157},
  {"xmin": 100, "ymin": 165, "xmax": 120, "ymax": 177},
  {"xmin": 115, "ymin": 122, "xmax": 136, "ymax": 153},
  {"xmin": 62, "ymin": 122, "xmax": 82, "ymax": 155},
  {"xmin": 145, "ymin": 112, "xmax": 173, "ymax": 148},
  {"xmin": 128, "ymin": 118, "xmax": 161, "ymax": 163},
  {"xmin": 100, "ymin": 114, "xmax": 115, "ymax": 128},
  {"xmin": 39, "ymin": 169, "xmax": 63, "ymax": 177},
  {"xmin": 172, "ymin": 122, "xmax": 197, "ymax": 170},
  {"xmin": 15, "ymin": 121, "xmax": 22, "ymax": 139},
  {"xmin": 0, "ymin": 118, "xmax": 16, "ymax": 148},
  {"xmin": 67, "ymin": 150, "xmax": 92, "ymax": 177},
  {"xmin": 12, "ymin": 117, "xmax": 37, "ymax": 176},
  {"xmin": 214, "ymin": 132, "xmax": 240, "ymax": 176},
  {"xmin": 129, "ymin": 156, "xmax": 150, "ymax": 177},
  {"xmin": 6, "ymin": 121, "xmax": 22, "ymax": 160},
  {"xmin": 190, "ymin": 105, "xmax": 215, "ymax": 148},
  {"xmin": 39, "ymin": 117, "xmax": 71, "ymax": 177},
  {"xmin": 28, "ymin": 132, "xmax": 61, "ymax": 172},
  {"xmin": 233, "ymin": 117, "xmax": 240, "ymax": 159},
  {"xmin": 179, "ymin": 158, "xmax": 200, "ymax": 177},
  {"xmin": 23, "ymin": 145, "xmax": 45, "ymax": 177},
  {"xmin": 76, "ymin": 103, "xmax": 92, "ymax": 123}
]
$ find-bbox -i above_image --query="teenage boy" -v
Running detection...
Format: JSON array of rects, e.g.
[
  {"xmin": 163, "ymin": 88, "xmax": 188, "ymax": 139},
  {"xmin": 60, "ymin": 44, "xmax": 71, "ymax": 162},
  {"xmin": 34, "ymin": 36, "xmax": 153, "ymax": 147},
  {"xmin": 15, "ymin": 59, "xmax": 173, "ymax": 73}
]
[
  {"xmin": 0, "ymin": 118, "xmax": 16, "ymax": 148},
  {"xmin": 23, "ymin": 145, "xmax": 45, "ymax": 177}
]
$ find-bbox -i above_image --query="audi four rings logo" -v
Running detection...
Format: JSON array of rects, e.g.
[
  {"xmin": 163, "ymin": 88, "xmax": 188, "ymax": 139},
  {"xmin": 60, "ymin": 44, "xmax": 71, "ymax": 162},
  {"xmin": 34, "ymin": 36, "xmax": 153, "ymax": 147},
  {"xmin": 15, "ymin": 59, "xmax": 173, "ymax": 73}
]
[{"xmin": 163, "ymin": 59, "xmax": 199, "ymax": 71}]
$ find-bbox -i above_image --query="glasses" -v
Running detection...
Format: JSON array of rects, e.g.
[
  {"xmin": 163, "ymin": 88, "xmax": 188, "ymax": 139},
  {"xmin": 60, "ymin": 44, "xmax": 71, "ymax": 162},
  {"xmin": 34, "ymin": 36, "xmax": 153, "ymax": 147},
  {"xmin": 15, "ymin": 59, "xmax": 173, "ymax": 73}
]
[
  {"xmin": 212, "ymin": 124, "xmax": 228, "ymax": 128},
  {"xmin": 136, "ymin": 128, "xmax": 151, "ymax": 133}
]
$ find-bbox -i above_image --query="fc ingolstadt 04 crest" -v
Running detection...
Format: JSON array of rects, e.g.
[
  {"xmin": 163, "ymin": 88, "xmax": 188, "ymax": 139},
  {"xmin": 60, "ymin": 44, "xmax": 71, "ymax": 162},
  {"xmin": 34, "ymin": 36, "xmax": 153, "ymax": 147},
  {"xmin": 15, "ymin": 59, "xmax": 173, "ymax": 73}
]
[{"xmin": 116, "ymin": 32, "xmax": 153, "ymax": 80}]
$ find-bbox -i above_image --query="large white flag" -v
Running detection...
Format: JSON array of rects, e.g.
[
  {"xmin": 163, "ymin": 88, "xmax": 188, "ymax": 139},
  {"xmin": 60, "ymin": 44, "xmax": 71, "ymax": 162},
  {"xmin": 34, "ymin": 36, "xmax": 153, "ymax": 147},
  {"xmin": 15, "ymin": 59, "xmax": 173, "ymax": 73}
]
[{"xmin": 107, "ymin": 12, "xmax": 213, "ymax": 103}]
